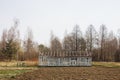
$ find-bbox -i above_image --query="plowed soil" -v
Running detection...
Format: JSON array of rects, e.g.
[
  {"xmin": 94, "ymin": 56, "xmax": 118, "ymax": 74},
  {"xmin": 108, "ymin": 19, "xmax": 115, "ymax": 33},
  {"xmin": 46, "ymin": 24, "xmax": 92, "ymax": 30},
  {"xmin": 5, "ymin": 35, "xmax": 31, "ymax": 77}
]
[{"xmin": 10, "ymin": 67, "xmax": 120, "ymax": 80}]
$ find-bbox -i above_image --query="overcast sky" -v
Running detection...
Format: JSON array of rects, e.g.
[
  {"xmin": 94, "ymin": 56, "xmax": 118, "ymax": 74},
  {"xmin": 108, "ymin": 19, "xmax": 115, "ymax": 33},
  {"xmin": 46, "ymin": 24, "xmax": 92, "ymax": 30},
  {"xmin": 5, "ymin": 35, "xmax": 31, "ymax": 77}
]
[{"xmin": 0, "ymin": 0, "xmax": 120, "ymax": 45}]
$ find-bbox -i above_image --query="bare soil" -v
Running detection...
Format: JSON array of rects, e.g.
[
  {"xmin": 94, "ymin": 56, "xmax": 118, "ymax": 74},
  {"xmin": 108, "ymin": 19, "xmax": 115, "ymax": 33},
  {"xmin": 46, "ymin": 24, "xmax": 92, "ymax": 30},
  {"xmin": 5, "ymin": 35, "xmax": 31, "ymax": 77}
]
[{"xmin": 10, "ymin": 67, "xmax": 120, "ymax": 80}]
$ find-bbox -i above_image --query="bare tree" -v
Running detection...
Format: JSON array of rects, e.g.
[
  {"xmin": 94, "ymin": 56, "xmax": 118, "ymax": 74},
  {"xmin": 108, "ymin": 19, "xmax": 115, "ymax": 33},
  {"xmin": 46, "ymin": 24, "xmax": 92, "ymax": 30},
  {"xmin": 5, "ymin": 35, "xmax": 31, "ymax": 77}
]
[
  {"xmin": 23, "ymin": 28, "xmax": 39, "ymax": 60},
  {"xmin": 105, "ymin": 31, "xmax": 118, "ymax": 61},
  {"xmin": 99, "ymin": 24, "xmax": 108, "ymax": 61},
  {"xmin": 50, "ymin": 32, "xmax": 62, "ymax": 51},
  {"xmin": 24, "ymin": 28, "xmax": 34, "ymax": 60},
  {"xmin": 63, "ymin": 25, "xmax": 85, "ymax": 51},
  {"xmin": 85, "ymin": 25, "xmax": 97, "ymax": 52},
  {"xmin": 114, "ymin": 29, "xmax": 120, "ymax": 62},
  {"xmin": 72, "ymin": 25, "xmax": 82, "ymax": 51},
  {"xmin": 63, "ymin": 34, "xmax": 73, "ymax": 51},
  {"xmin": 117, "ymin": 29, "xmax": 120, "ymax": 49}
]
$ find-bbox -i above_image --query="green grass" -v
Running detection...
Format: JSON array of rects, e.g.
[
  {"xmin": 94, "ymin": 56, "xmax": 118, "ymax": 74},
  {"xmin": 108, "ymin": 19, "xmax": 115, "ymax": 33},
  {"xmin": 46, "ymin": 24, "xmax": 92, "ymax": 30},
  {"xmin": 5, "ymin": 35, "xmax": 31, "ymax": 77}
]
[
  {"xmin": 0, "ymin": 69, "xmax": 29, "ymax": 79},
  {"xmin": 93, "ymin": 62, "xmax": 120, "ymax": 68},
  {"xmin": 0, "ymin": 67, "xmax": 38, "ymax": 79}
]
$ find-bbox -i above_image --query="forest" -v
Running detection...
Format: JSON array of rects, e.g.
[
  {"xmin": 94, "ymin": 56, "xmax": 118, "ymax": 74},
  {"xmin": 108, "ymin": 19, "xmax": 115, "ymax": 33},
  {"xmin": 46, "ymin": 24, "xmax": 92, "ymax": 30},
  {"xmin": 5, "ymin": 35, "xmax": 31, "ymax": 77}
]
[{"xmin": 0, "ymin": 20, "xmax": 120, "ymax": 62}]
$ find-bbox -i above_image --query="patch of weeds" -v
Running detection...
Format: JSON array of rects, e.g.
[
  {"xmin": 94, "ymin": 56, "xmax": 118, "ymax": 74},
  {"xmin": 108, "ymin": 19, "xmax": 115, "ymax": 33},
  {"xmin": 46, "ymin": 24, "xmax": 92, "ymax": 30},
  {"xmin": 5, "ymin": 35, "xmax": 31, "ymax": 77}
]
[{"xmin": 0, "ymin": 69, "xmax": 29, "ymax": 79}]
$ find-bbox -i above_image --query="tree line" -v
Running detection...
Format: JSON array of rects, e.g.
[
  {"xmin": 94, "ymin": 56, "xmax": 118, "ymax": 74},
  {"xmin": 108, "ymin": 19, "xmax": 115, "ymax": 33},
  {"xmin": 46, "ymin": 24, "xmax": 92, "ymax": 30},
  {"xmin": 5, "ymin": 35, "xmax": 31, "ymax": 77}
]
[{"xmin": 0, "ymin": 21, "xmax": 120, "ymax": 62}]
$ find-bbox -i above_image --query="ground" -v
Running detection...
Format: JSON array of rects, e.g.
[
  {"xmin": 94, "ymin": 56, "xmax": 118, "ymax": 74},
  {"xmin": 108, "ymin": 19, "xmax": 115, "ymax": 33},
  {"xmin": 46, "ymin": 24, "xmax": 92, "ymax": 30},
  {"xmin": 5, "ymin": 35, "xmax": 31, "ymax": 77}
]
[
  {"xmin": 10, "ymin": 67, "xmax": 120, "ymax": 80},
  {"xmin": 0, "ymin": 62, "xmax": 120, "ymax": 80}
]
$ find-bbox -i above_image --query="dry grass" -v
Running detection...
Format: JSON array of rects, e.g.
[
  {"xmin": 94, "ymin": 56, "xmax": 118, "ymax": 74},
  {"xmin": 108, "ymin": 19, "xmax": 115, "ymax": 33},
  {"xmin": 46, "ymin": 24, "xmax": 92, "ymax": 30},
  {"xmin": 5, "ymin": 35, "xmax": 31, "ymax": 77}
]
[
  {"xmin": 0, "ymin": 61, "xmax": 17, "ymax": 67},
  {"xmin": 0, "ymin": 61, "xmax": 38, "ymax": 67},
  {"xmin": 93, "ymin": 62, "xmax": 120, "ymax": 68},
  {"xmin": 0, "ymin": 61, "xmax": 119, "ymax": 68}
]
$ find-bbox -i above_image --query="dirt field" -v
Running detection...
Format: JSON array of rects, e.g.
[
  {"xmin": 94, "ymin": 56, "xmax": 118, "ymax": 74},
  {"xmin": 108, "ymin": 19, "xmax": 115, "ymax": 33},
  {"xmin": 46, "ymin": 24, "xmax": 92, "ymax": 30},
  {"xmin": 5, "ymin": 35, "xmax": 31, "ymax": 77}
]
[{"xmin": 9, "ymin": 67, "xmax": 120, "ymax": 80}]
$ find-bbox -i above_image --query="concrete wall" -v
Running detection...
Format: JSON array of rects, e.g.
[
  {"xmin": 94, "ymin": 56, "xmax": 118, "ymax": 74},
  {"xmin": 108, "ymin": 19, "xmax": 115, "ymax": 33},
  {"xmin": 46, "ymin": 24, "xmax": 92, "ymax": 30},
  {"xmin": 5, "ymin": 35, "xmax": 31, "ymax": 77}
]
[{"xmin": 39, "ymin": 56, "xmax": 92, "ymax": 66}]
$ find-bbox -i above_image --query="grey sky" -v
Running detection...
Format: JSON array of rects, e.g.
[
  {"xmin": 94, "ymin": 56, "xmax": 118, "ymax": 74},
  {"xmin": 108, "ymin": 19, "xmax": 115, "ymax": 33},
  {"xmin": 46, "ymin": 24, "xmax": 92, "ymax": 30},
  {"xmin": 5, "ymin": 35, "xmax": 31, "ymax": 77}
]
[{"xmin": 0, "ymin": 0, "xmax": 120, "ymax": 45}]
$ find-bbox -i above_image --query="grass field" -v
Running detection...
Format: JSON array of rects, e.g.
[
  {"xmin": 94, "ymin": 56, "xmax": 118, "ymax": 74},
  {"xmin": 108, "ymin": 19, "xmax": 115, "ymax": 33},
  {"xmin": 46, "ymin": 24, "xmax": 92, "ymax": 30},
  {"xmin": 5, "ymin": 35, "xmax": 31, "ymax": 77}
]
[
  {"xmin": 0, "ymin": 61, "xmax": 120, "ymax": 67},
  {"xmin": 0, "ymin": 61, "xmax": 120, "ymax": 80},
  {"xmin": 0, "ymin": 61, "xmax": 38, "ymax": 67},
  {"xmin": 0, "ymin": 67, "xmax": 38, "ymax": 80},
  {"xmin": 0, "ymin": 61, "xmax": 38, "ymax": 80},
  {"xmin": 93, "ymin": 62, "xmax": 120, "ymax": 68},
  {"xmin": 0, "ymin": 69, "xmax": 29, "ymax": 79}
]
